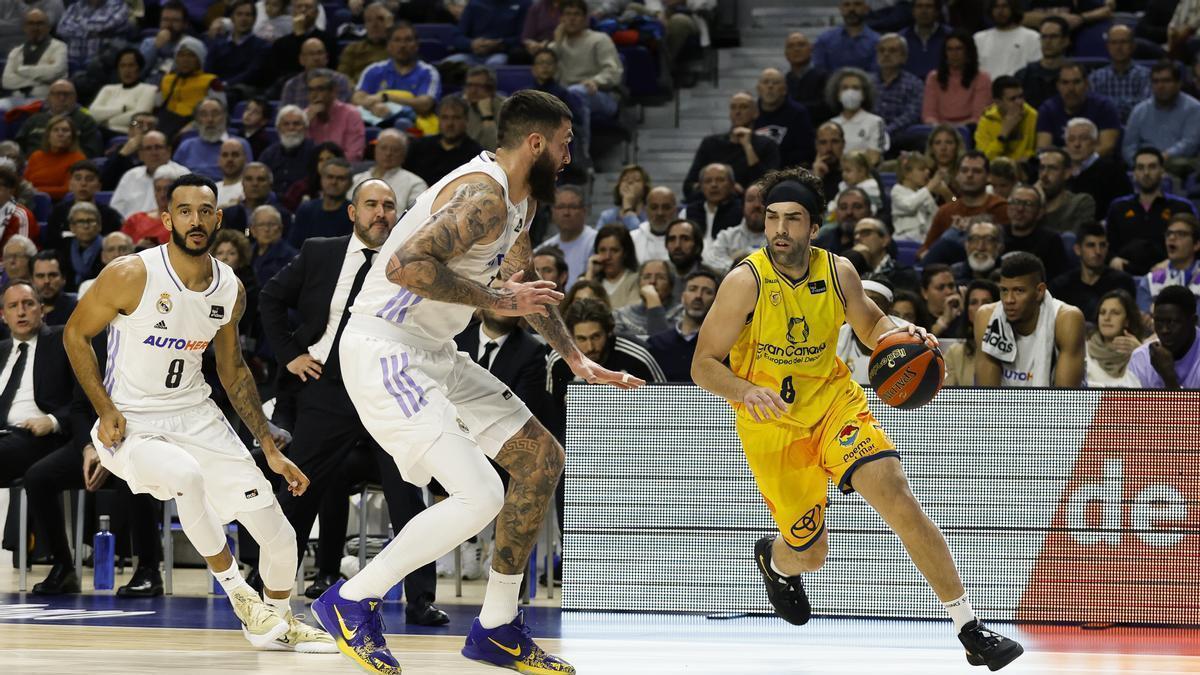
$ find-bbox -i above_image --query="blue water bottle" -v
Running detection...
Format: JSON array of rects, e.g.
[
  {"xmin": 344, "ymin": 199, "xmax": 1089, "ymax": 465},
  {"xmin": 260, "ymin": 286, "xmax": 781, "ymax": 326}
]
[{"xmin": 93, "ymin": 515, "xmax": 115, "ymax": 590}]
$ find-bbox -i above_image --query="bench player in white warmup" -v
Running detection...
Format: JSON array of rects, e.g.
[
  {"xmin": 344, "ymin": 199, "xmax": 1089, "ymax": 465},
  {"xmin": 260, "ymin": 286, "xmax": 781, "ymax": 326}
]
[
  {"xmin": 63, "ymin": 173, "xmax": 335, "ymax": 653},
  {"xmin": 310, "ymin": 90, "xmax": 643, "ymax": 674}
]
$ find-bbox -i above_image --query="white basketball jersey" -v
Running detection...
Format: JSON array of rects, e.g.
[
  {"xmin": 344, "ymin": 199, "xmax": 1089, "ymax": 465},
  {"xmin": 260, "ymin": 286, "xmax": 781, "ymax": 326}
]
[
  {"xmin": 349, "ymin": 152, "xmax": 531, "ymax": 347},
  {"xmin": 104, "ymin": 246, "xmax": 239, "ymax": 414}
]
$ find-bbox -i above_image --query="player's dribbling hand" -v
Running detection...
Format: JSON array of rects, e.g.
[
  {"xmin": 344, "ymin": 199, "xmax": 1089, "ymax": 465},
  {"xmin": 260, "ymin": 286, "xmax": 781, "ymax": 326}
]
[
  {"xmin": 881, "ymin": 323, "xmax": 939, "ymax": 350},
  {"xmin": 741, "ymin": 386, "xmax": 787, "ymax": 422},
  {"xmin": 494, "ymin": 270, "xmax": 563, "ymax": 317},
  {"xmin": 97, "ymin": 409, "xmax": 126, "ymax": 448},
  {"xmin": 568, "ymin": 355, "xmax": 644, "ymax": 390},
  {"xmin": 267, "ymin": 453, "xmax": 309, "ymax": 496}
]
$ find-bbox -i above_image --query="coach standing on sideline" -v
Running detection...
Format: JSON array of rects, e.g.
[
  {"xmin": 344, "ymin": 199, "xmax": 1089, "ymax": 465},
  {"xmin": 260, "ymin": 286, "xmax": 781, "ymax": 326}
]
[{"xmin": 258, "ymin": 178, "xmax": 447, "ymax": 625}]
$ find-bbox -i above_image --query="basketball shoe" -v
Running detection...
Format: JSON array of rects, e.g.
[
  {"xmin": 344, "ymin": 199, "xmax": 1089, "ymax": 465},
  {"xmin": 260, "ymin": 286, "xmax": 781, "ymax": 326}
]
[
  {"xmin": 958, "ymin": 620, "xmax": 1024, "ymax": 670},
  {"xmin": 311, "ymin": 579, "xmax": 402, "ymax": 674},
  {"xmin": 753, "ymin": 536, "xmax": 812, "ymax": 625},
  {"xmin": 229, "ymin": 587, "xmax": 289, "ymax": 648},
  {"xmin": 250, "ymin": 610, "xmax": 338, "ymax": 654},
  {"xmin": 461, "ymin": 611, "xmax": 575, "ymax": 674}
]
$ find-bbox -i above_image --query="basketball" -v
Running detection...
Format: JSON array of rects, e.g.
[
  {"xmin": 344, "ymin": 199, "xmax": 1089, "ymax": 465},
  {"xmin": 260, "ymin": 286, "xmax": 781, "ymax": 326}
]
[{"xmin": 868, "ymin": 332, "xmax": 945, "ymax": 410}]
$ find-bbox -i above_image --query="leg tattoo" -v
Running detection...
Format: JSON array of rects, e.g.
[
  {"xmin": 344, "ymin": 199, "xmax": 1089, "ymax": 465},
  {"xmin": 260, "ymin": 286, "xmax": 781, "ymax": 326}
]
[{"xmin": 491, "ymin": 419, "xmax": 565, "ymax": 575}]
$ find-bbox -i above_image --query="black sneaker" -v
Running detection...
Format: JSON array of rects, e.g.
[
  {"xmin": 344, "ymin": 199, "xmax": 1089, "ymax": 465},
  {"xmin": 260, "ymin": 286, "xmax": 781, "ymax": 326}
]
[
  {"xmin": 958, "ymin": 619, "xmax": 1024, "ymax": 670},
  {"xmin": 753, "ymin": 536, "xmax": 811, "ymax": 625}
]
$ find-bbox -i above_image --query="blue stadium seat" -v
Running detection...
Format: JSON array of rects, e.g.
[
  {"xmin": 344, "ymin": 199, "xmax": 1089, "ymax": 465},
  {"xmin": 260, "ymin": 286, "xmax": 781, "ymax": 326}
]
[
  {"xmin": 878, "ymin": 171, "xmax": 897, "ymax": 194},
  {"xmin": 327, "ymin": 7, "xmax": 352, "ymax": 34},
  {"xmin": 895, "ymin": 239, "xmax": 920, "ymax": 267},
  {"xmin": 495, "ymin": 65, "xmax": 535, "ymax": 95},
  {"xmin": 414, "ymin": 23, "xmax": 457, "ymax": 45},
  {"xmin": 1073, "ymin": 56, "xmax": 1109, "ymax": 73},
  {"xmin": 31, "ymin": 192, "xmax": 50, "ymax": 224},
  {"xmin": 618, "ymin": 46, "xmax": 662, "ymax": 100},
  {"xmin": 107, "ymin": 135, "xmax": 128, "ymax": 153},
  {"xmin": 1071, "ymin": 21, "xmax": 1113, "ymax": 59},
  {"xmin": 418, "ymin": 39, "xmax": 448, "ymax": 63},
  {"xmin": 1061, "ymin": 229, "xmax": 1078, "ymax": 269},
  {"xmin": 95, "ymin": 191, "xmax": 113, "ymax": 207},
  {"xmin": 233, "ymin": 100, "xmax": 249, "ymax": 120},
  {"xmin": 365, "ymin": 126, "xmax": 380, "ymax": 145}
]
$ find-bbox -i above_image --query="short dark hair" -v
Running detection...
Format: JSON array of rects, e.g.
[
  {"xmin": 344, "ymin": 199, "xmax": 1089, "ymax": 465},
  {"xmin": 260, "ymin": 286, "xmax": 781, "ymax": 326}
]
[
  {"xmin": 1040, "ymin": 15, "xmax": 1070, "ymax": 37},
  {"xmin": 229, "ymin": 0, "xmax": 257, "ymax": 17},
  {"xmin": 957, "ymin": 149, "xmax": 990, "ymax": 173},
  {"xmin": 160, "ymin": 0, "xmax": 186, "ymax": 17},
  {"xmin": 965, "ymin": 278, "xmax": 1000, "ymax": 303},
  {"xmin": 665, "ymin": 218, "xmax": 705, "ymax": 255},
  {"xmin": 497, "ymin": 90, "xmax": 572, "ymax": 150},
  {"xmin": 755, "ymin": 166, "xmax": 827, "ymax": 217},
  {"xmin": 563, "ymin": 297, "xmax": 614, "ymax": 333},
  {"xmin": 1151, "ymin": 59, "xmax": 1183, "ymax": 82},
  {"xmin": 1168, "ymin": 212, "xmax": 1200, "ymax": 241},
  {"xmin": 921, "ymin": 263, "xmax": 952, "ymax": 290},
  {"xmin": 683, "ymin": 268, "xmax": 721, "ymax": 289},
  {"xmin": 116, "ymin": 46, "xmax": 145, "ymax": 70},
  {"xmin": 988, "ymin": 0, "xmax": 1023, "ymax": 24},
  {"xmin": 991, "ymin": 74, "xmax": 1021, "ymax": 101},
  {"xmin": 69, "ymin": 159, "xmax": 100, "ymax": 178},
  {"xmin": 533, "ymin": 47, "xmax": 557, "ymax": 62},
  {"xmin": 1134, "ymin": 146, "xmax": 1164, "ymax": 166},
  {"xmin": 1154, "ymin": 284, "xmax": 1197, "ymax": 317},
  {"xmin": 167, "ymin": 173, "xmax": 219, "ymax": 207},
  {"xmin": 389, "ymin": 20, "xmax": 415, "ymax": 41},
  {"xmin": 1076, "ymin": 222, "xmax": 1106, "ymax": 242},
  {"xmin": 559, "ymin": 0, "xmax": 588, "ymax": 13},
  {"xmin": 1038, "ymin": 146, "xmax": 1071, "ymax": 168},
  {"xmin": 33, "ymin": 249, "xmax": 60, "ymax": 266},
  {"xmin": 533, "ymin": 245, "xmax": 569, "ymax": 278},
  {"xmin": 437, "ymin": 94, "xmax": 469, "ymax": 116},
  {"xmin": 594, "ymin": 223, "xmax": 639, "ymax": 271},
  {"xmin": 1057, "ymin": 60, "xmax": 1086, "ymax": 82},
  {"xmin": 1000, "ymin": 251, "xmax": 1046, "ymax": 284}
]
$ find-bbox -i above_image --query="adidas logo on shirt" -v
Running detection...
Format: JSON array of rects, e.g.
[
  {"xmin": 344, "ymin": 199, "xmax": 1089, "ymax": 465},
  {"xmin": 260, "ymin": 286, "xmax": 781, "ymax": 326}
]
[{"xmin": 154, "ymin": 320, "xmax": 168, "ymax": 330}]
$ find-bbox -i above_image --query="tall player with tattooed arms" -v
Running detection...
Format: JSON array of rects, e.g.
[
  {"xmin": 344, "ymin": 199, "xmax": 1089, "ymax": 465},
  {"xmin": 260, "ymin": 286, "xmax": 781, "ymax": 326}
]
[
  {"xmin": 63, "ymin": 173, "xmax": 335, "ymax": 654},
  {"xmin": 310, "ymin": 90, "xmax": 644, "ymax": 674},
  {"xmin": 691, "ymin": 167, "xmax": 1025, "ymax": 670}
]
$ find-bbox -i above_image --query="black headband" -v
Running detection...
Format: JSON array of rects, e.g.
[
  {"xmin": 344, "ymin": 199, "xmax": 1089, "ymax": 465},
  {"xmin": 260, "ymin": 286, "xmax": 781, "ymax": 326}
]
[{"xmin": 765, "ymin": 180, "xmax": 822, "ymax": 220}]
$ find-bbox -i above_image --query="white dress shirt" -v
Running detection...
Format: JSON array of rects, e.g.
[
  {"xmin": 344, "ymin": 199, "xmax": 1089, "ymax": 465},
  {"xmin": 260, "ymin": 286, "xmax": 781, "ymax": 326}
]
[
  {"xmin": 110, "ymin": 160, "xmax": 187, "ymax": 218},
  {"xmin": 476, "ymin": 325, "xmax": 510, "ymax": 370},
  {"xmin": 0, "ymin": 334, "xmax": 54, "ymax": 428},
  {"xmin": 308, "ymin": 235, "xmax": 375, "ymax": 363},
  {"xmin": 350, "ymin": 167, "xmax": 428, "ymax": 210},
  {"xmin": 217, "ymin": 179, "xmax": 245, "ymax": 208}
]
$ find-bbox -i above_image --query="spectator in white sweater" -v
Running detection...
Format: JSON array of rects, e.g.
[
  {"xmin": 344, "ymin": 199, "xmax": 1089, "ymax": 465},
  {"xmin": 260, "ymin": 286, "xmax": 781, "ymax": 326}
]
[
  {"xmin": 890, "ymin": 151, "xmax": 941, "ymax": 243},
  {"xmin": 0, "ymin": 9, "xmax": 67, "ymax": 111},
  {"xmin": 87, "ymin": 47, "xmax": 159, "ymax": 134},
  {"xmin": 550, "ymin": 0, "xmax": 624, "ymax": 162}
]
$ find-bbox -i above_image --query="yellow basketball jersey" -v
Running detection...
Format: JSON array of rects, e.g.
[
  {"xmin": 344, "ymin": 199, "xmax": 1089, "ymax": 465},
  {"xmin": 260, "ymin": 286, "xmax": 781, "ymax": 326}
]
[{"xmin": 729, "ymin": 246, "xmax": 855, "ymax": 432}]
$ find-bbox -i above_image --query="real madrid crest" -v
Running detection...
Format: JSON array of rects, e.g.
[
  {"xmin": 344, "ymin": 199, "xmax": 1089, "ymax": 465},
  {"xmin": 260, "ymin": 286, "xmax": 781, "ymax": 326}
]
[
  {"xmin": 157, "ymin": 293, "xmax": 173, "ymax": 314},
  {"xmin": 769, "ymin": 291, "xmax": 781, "ymax": 306}
]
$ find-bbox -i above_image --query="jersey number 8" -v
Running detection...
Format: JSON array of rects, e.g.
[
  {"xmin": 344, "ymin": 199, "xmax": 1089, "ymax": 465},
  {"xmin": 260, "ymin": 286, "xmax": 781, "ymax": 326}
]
[{"xmin": 165, "ymin": 359, "xmax": 184, "ymax": 388}]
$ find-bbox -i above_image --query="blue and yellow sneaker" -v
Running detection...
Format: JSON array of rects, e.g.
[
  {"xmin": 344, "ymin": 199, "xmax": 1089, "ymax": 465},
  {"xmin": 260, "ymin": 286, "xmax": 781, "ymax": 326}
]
[
  {"xmin": 311, "ymin": 579, "xmax": 402, "ymax": 674},
  {"xmin": 461, "ymin": 611, "xmax": 575, "ymax": 674}
]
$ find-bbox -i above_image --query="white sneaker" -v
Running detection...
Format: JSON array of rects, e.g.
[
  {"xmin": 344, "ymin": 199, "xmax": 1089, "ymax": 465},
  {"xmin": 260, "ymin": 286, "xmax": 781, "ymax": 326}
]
[
  {"xmin": 460, "ymin": 539, "xmax": 484, "ymax": 580},
  {"xmin": 250, "ymin": 611, "xmax": 338, "ymax": 654},
  {"xmin": 229, "ymin": 588, "xmax": 288, "ymax": 648},
  {"xmin": 436, "ymin": 550, "xmax": 455, "ymax": 578}
]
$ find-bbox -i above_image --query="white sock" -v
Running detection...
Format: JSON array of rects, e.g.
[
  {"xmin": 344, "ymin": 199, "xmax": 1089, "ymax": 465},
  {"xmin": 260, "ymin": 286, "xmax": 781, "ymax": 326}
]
[
  {"xmin": 943, "ymin": 593, "xmax": 976, "ymax": 632},
  {"xmin": 264, "ymin": 594, "xmax": 292, "ymax": 618},
  {"xmin": 478, "ymin": 569, "xmax": 523, "ymax": 629},
  {"xmin": 212, "ymin": 560, "xmax": 250, "ymax": 595},
  {"xmin": 769, "ymin": 557, "xmax": 791, "ymax": 578}
]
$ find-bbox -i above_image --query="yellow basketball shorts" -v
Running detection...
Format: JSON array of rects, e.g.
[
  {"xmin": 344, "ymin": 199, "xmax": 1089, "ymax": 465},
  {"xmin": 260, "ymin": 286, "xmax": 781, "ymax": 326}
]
[{"xmin": 736, "ymin": 389, "xmax": 899, "ymax": 551}]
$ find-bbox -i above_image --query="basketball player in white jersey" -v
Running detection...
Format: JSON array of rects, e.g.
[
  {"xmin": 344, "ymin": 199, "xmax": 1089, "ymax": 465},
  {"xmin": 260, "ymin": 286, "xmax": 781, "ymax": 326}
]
[
  {"xmin": 310, "ymin": 90, "xmax": 643, "ymax": 674},
  {"xmin": 63, "ymin": 174, "xmax": 335, "ymax": 653}
]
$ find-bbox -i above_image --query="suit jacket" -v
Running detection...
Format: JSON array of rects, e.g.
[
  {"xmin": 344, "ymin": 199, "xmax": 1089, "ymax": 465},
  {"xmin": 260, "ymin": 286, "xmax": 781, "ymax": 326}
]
[
  {"xmin": 685, "ymin": 198, "xmax": 743, "ymax": 239},
  {"xmin": 258, "ymin": 235, "xmax": 349, "ymax": 368},
  {"xmin": 0, "ymin": 325, "xmax": 76, "ymax": 433},
  {"xmin": 454, "ymin": 321, "xmax": 551, "ymax": 423}
]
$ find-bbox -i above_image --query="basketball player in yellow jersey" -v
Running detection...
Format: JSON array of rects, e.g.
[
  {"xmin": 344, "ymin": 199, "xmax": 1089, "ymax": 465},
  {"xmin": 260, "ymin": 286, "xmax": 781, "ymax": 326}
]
[{"xmin": 693, "ymin": 167, "xmax": 1024, "ymax": 671}]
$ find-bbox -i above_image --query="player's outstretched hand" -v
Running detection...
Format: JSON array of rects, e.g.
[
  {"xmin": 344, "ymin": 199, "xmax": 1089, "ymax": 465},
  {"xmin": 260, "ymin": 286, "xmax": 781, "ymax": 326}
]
[
  {"xmin": 880, "ymin": 323, "xmax": 939, "ymax": 350},
  {"xmin": 494, "ymin": 270, "xmax": 563, "ymax": 317},
  {"xmin": 568, "ymin": 354, "xmax": 645, "ymax": 390},
  {"xmin": 97, "ymin": 409, "xmax": 127, "ymax": 448},
  {"xmin": 267, "ymin": 453, "xmax": 310, "ymax": 496},
  {"xmin": 742, "ymin": 386, "xmax": 787, "ymax": 422}
]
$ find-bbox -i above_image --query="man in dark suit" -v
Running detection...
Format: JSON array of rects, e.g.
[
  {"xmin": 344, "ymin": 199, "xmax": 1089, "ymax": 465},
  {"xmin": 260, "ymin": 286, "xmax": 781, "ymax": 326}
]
[
  {"xmin": 31, "ymin": 252, "xmax": 78, "ymax": 327},
  {"xmin": 0, "ymin": 280, "xmax": 78, "ymax": 560},
  {"xmin": 22, "ymin": 333, "xmax": 163, "ymax": 596},
  {"xmin": 454, "ymin": 311, "xmax": 551, "ymax": 426},
  {"xmin": 258, "ymin": 179, "xmax": 447, "ymax": 626},
  {"xmin": 684, "ymin": 163, "xmax": 743, "ymax": 240}
]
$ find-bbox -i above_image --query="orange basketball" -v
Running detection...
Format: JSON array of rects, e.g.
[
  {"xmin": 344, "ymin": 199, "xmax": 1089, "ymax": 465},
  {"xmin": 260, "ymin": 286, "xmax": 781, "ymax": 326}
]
[{"xmin": 868, "ymin": 332, "xmax": 945, "ymax": 409}]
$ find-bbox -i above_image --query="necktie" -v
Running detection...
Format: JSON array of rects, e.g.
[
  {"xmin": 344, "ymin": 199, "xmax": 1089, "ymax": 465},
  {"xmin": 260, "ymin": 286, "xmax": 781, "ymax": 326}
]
[
  {"xmin": 479, "ymin": 340, "xmax": 499, "ymax": 371},
  {"xmin": 325, "ymin": 249, "xmax": 376, "ymax": 380},
  {"xmin": 0, "ymin": 342, "xmax": 29, "ymax": 426}
]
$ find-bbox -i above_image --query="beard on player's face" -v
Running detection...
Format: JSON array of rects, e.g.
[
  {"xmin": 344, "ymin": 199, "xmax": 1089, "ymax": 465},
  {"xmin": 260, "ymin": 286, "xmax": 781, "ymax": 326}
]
[
  {"xmin": 171, "ymin": 223, "xmax": 216, "ymax": 257},
  {"xmin": 529, "ymin": 147, "xmax": 558, "ymax": 204}
]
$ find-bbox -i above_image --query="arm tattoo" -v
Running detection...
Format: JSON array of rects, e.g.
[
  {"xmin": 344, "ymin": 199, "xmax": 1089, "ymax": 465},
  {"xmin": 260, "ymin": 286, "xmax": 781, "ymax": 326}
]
[
  {"xmin": 386, "ymin": 180, "xmax": 515, "ymax": 310},
  {"xmin": 223, "ymin": 285, "xmax": 273, "ymax": 446},
  {"xmin": 522, "ymin": 256, "xmax": 582, "ymax": 360}
]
